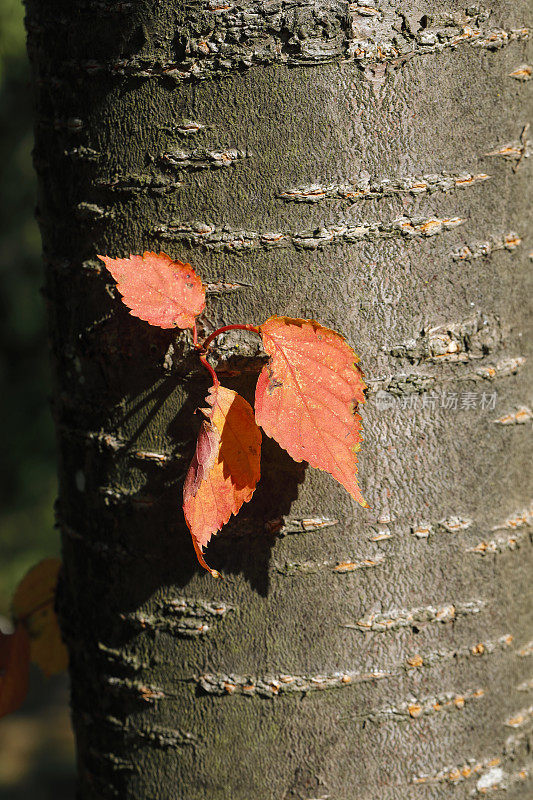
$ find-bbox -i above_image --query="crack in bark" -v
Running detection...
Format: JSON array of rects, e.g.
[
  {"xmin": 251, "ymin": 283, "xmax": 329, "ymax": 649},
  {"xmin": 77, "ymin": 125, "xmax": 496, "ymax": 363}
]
[
  {"xmin": 279, "ymin": 171, "xmax": 490, "ymax": 203},
  {"xmin": 30, "ymin": 6, "xmax": 530, "ymax": 82},
  {"xmin": 154, "ymin": 215, "xmax": 465, "ymax": 250},
  {"xmin": 345, "ymin": 600, "xmax": 486, "ymax": 632}
]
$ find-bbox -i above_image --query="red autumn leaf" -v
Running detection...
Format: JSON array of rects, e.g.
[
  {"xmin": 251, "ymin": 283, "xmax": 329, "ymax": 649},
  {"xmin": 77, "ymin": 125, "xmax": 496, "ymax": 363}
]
[
  {"xmin": 183, "ymin": 385, "xmax": 262, "ymax": 576},
  {"xmin": 0, "ymin": 625, "xmax": 30, "ymax": 719},
  {"xmin": 254, "ymin": 316, "xmax": 368, "ymax": 506},
  {"xmin": 98, "ymin": 251, "xmax": 206, "ymax": 329}
]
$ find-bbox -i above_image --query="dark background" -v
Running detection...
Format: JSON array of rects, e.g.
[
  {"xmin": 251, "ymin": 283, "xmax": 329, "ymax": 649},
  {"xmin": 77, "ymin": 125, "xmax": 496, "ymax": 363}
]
[{"xmin": 0, "ymin": 1, "xmax": 75, "ymax": 795}]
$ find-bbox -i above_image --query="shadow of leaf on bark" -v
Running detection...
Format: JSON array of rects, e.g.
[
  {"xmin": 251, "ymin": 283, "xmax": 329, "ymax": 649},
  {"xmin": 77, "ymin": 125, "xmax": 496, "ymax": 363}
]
[{"xmin": 98, "ymin": 368, "xmax": 306, "ymax": 603}]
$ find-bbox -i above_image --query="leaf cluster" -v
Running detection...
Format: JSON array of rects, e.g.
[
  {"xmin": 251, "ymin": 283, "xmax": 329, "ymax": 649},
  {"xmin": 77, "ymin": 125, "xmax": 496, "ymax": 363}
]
[{"xmin": 100, "ymin": 253, "xmax": 368, "ymax": 576}]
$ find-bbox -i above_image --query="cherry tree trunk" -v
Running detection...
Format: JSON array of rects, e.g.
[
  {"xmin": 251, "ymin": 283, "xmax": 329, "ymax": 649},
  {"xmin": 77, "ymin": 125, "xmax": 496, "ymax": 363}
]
[{"xmin": 25, "ymin": 0, "xmax": 531, "ymax": 797}]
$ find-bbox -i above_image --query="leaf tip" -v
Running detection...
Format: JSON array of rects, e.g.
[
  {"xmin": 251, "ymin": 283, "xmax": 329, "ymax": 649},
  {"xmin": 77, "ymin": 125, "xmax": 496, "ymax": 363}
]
[{"xmin": 192, "ymin": 537, "xmax": 222, "ymax": 578}]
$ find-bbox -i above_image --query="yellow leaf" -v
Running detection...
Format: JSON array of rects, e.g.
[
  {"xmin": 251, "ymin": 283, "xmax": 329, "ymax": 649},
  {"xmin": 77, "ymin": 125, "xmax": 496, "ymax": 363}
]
[{"xmin": 12, "ymin": 558, "xmax": 68, "ymax": 677}]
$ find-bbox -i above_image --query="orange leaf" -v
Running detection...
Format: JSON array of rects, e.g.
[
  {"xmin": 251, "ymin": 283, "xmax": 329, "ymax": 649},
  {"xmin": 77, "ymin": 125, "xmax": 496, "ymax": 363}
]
[
  {"xmin": 183, "ymin": 386, "xmax": 262, "ymax": 576},
  {"xmin": 255, "ymin": 316, "xmax": 368, "ymax": 506},
  {"xmin": 12, "ymin": 559, "xmax": 68, "ymax": 678},
  {"xmin": 98, "ymin": 252, "xmax": 206, "ymax": 329},
  {"xmin": 0, "ymin": 625, "xmax": 30, "ymax": 718}
]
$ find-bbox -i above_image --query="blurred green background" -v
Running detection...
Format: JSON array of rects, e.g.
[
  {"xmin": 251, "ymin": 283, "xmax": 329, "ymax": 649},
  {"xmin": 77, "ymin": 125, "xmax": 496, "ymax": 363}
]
[
  {"xmin": 0, "ymin": 1, "xmax": 75, "ymax": 796},
  {"xmin": 0, "ymin": 0, "xmax": 59, "ymax": 613}
]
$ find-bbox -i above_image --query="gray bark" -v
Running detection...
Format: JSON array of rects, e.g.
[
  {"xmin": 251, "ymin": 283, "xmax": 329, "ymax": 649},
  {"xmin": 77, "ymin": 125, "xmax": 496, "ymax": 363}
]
[{"xmin": 25, "ymin": 0, "xmax": 532, "ymax": 798}]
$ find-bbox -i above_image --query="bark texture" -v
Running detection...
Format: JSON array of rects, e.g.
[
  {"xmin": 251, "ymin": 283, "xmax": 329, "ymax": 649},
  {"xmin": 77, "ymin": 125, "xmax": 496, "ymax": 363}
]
[{"xmin": 25, "ymin": 0, "xmax": 532, "ymax": 798}]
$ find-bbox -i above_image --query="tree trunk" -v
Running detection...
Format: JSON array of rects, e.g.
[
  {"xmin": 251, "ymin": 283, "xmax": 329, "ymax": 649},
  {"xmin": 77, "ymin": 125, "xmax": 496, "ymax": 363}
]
[{"xmin": 25, "ymin": 0, "xmax": 531, "ymax": 797}]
